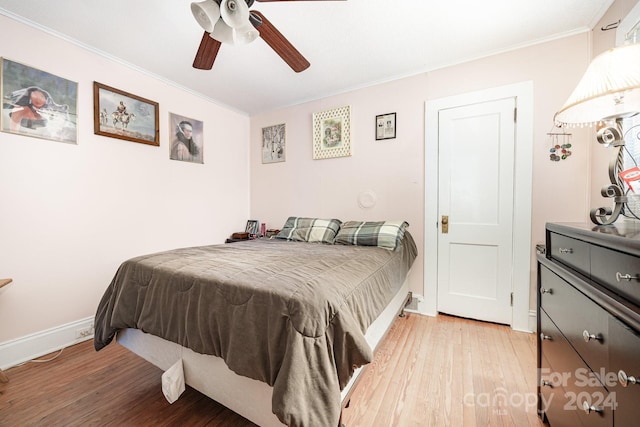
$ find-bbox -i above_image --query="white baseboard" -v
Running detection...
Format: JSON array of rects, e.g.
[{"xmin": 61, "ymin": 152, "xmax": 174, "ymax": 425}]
[
  {"xmin": 0, "ymin": 316, "xmax": 94, "ymax": 370},
  {"xmin": 528, "ymin": 309, "xmax": 537, "ymax": 333}
]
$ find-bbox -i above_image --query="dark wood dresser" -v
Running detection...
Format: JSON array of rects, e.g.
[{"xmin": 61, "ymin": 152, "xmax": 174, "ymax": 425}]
[{"xmin": 537, "ymin": 222, "xmax": 640, "ymax": 426}]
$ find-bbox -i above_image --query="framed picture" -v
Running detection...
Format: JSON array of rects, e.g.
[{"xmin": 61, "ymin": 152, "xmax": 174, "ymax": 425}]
[
  {"xmin": 376, "ymin": 112, "xmax": 396, "ymax": 140},
  {"xmin": 262, "ymin": 123, "xmax": 286, "ymax": 164},
  {"xmin": 245, "ymin": 220, "xmax": 260, "ymax": 235},
  {"xmin": 312, "ymin": 105, "xmax": 351, "ymax": 159},
  {"xmin": 93, "ymin": 82, "xmax": 159, "ymax": 146},
  {"xmin": 1, "ymin": 58, "xmax": 78, "ymax": 144},
  {"xmin": 169, "ymin": 112, "xmax": 203, "ymax": 164}
]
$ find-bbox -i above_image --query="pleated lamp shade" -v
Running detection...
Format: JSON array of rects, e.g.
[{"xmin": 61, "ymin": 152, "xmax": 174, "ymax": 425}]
[{"xmin": 554, "ymin": 43, "xmax": 640, "ymax": 126}]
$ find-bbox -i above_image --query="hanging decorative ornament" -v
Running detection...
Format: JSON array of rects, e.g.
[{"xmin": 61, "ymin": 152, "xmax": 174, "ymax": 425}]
[{"xmin": 547, "ymin": 124, "xmax": 573, "ymax": 162}]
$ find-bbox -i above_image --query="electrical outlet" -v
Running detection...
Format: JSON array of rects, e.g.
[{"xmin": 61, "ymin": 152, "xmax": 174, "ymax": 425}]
[{"xmin": 76, "ymin": 325, "xmax": 94, "ymax": 339}]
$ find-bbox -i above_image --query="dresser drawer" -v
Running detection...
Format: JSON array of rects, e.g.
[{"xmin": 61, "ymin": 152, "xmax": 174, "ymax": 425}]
[
  {"xmin": 609, "ymin": 316, "xmax": 640, "ymax": 426},
  {"xmin": 591, "ymin": 245, "xmax": 640, "ymax": 306},
  {"xmin": 540, "ymin": 309, "xmax": 578, "ymax": 377},
  {"xmin": 540, "ymin": 265, "xmax": 609, "ymax": 376},
  {"xmin": 549, "ymin": 232, "xmax": 590, "ymax": 277},
  {"xmin": 540, "ymin": 355, "xmax": 584, "ymax": 427},
  {"xmin": 540, "ymin": 311, "xmax": 612, "ymax": 427}
]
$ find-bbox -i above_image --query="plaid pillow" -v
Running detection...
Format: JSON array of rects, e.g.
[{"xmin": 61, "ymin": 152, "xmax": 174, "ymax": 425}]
[
  {"xmin": 334, "ymin": 220, "xmax": 409, "ymax": 250},
  {"xmin": 275, "ymin": 217, "xmax": 342, "ymax": 244}
]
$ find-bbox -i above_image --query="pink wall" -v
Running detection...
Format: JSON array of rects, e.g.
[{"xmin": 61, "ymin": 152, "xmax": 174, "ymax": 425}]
[
  {"xmin": 250, "ymin": 76, "xmax": 427, "ymax": 294},
  {"xmin": 0, "ymin": 15, "xmax": 250, "ymax": 345},
  {"xmin": 249, "ymin": 33, "xmax": 594, "ymax": 311}
]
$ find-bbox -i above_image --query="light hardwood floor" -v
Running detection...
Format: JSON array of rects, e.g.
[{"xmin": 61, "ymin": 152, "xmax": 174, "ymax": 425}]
[{"xmin": 0, "ymin": 314, "xmax": 543, "ymax": 426}]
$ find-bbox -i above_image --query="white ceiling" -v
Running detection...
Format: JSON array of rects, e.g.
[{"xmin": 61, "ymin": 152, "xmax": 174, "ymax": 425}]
[{"xmin": 0, "ymin": 0, "xmax": 614, "ymax": 116}]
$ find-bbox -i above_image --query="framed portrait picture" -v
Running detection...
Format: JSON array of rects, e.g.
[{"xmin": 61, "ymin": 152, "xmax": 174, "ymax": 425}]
[
  {"xmin": 93, "ymin": 82, "xmax": 159, "ymax": 146},
  {"xmin": 312, "ymin": 105, "xmax": 351, "ymax": 160},
  {"xmin": 376, "ymin": 112, "xmax": 396, "ymax": 140},
  {"xmin": 1, "ymin": 58, "xmax": 78, "ymax": 144},
  {"xmin": 245, "ymin": 220, "xmax": 259, "ymax": 235},
  {"xmin": 169, "ymin": 112, "xmax": 203, "ymax": 164},
  {"xmin": 262, "ymin": 123, "xmax": 286, "ymax": 164}
]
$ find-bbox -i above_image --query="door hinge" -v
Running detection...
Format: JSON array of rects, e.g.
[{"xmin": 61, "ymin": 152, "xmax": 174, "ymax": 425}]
[
  {"xmin": 510, "ymin": 292, "xmax": 514, "ymax": 307},
  {"xmin": 514, "ymin": 107, "xmax": 517, "ymax": 123}
]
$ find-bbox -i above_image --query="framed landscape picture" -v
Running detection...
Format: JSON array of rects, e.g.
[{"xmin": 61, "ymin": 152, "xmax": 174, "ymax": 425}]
[
  {"xmin": 1, "ymin": 58, "xmax": 78, "ymax": 144},
  {"xmin": 93, "ymin": 82, "xmax": 159, "ymax": 146}
]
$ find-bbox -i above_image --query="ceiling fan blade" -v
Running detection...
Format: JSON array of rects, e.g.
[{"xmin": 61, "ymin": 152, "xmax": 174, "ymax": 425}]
[
  {"xmin": 193, "ymin": 31, "xmax": 222, "ymax": 70},
  {"xmin": 251, "ymin": 11, "xmax": 310, "ymax": 73}
]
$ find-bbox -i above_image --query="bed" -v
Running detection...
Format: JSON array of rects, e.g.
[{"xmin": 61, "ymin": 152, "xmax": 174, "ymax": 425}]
[{"xmin": 94, "ymin": 218, "xmax": 417, "ymax": 427}]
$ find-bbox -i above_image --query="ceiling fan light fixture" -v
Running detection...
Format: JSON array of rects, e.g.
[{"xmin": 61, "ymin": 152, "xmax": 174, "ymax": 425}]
[
  {"xmin": 234, "ymin": 23, "xmax": 259, "ymax": 44},
  {"xmin": 220, "ymin": 0, "xmax": 251, "ymax": 29},
  {"xmin": 210, "ymin": 20, "xmax": 235, "ymax": 44},
  {"xmin": 190, "ymin": 0, "xmax": 221, "ymax": 33}
]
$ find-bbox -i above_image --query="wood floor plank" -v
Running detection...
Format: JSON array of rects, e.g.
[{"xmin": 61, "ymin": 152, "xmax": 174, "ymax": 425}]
[{"xmin": 0, "ymin": 313, "xmax": 543, "ymax": 427}]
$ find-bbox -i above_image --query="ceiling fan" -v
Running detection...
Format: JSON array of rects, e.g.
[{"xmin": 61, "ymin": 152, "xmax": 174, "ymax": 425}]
[{"xmin": 190, "ymin": 0, "xmax": 345, "ymax": 73}]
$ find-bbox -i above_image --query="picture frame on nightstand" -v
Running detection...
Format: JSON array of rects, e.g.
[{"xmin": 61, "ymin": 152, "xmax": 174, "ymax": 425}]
[{"xmin": 245, "ymin": 220, "xmax": 260, "ymax": 236}]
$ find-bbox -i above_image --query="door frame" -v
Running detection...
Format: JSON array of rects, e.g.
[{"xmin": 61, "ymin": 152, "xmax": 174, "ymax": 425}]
[{"xmin": 424, "ymin": 81, "xmax": 534, "ymax": 332}]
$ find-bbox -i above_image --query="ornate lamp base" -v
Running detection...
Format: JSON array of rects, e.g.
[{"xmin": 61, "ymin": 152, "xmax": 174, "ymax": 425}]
[{"xmin": 590, "ymin": 121, "xmax": 629, "ymax": 225}]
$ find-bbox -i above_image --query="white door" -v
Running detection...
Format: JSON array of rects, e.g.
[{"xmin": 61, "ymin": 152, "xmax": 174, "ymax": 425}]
[{"xmin": 436, "ymin": 97, "xmax": 516, "ymax": 325}]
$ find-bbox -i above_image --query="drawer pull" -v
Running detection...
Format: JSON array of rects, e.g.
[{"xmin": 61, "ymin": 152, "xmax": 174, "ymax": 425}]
[
  {"xmin": 558, "ymin": 247, "xmax": 574, "ymax": 254},
  {"xmin": 539, "ymin": 333, "xmax": 552, "ymax": 341},
  {"xmin": 582, "ymin": 401, "xmax": 603, "ymax": 415},
  {"xmin": 582, "ymin": 330, "xmax": 602, "ymax": 342},
  {"xmin": 616, "ymin": 272, "xmax": 640, "ymax": 282},
  {"xmin": 618, "ymin": 370, "xmax": 639, "ymax": 387},
  {"xmin": 540, "ymin": 287, "xmax": 553, "ymax": 294},
  {"xmin": 541, "ymin": 380, "xmax": 553, "ymax": 388}
]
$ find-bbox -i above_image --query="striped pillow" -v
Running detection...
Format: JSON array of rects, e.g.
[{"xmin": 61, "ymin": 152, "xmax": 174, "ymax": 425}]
[
  {"xmin": 275, "ymin": 217, "xmax": 342, "ymax": 244},
  {"xmin": 334, "ymin": 220, "xmax": 409, "ymax": 250}
]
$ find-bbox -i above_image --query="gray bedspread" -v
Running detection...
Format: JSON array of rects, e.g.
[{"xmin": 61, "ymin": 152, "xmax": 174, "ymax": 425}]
[{"xmin": 94, "ymin": 233, "xmax": 417, "ymax": 427}]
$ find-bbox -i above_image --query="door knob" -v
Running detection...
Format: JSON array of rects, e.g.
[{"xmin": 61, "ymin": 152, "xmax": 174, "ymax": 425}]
[{"xmin": 441, "ymin": 215, "xmax": 448, "ymax": 234}]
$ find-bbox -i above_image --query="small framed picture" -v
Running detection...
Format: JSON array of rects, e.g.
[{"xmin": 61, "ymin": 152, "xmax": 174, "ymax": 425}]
[
  {"xmin": 376, "ymin": 112, "xmax": 396, "ymax": 140},
  {"xmin": 262, "ymin": 123, "xmax": 285, "ymax": 164},
  {"xmin": 245, "ymin": 220, "xmax": 259, "ymax": 235},
  {"xmin": 93, "ymin": 81, "xmax": 159, "ymax": 146}
]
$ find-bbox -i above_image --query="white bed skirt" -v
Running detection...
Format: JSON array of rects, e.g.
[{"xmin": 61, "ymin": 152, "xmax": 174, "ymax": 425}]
[{"xmin": 117, "ymin": 278, "xmax": 411, "ymax": 427}]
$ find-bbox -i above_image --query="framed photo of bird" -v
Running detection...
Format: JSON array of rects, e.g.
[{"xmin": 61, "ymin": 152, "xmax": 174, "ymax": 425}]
[{"xmin": 1, "ymin": 57, "xmax": 78, "ymax": 144}]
